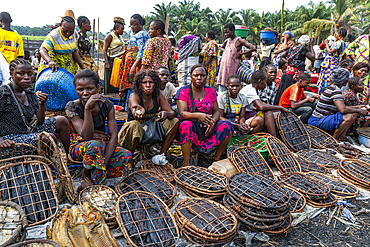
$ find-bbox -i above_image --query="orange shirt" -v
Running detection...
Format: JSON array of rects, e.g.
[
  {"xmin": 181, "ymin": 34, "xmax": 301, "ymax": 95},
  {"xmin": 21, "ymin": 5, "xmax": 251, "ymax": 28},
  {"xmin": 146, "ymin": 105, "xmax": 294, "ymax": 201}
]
[{"xmin": 279, "ymin": 83, "xmax": 306, "ymax": 108}]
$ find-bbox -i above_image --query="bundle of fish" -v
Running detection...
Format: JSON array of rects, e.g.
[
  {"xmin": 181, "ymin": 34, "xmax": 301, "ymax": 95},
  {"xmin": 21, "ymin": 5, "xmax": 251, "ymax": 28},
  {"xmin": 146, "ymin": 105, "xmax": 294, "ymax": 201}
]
[
  {"xmin": 116, "ymin": 170, "xmax": 176, "ymax": 207},
  {"xmin": 175, "ymin": 198, "xmax": 237, "ymax": 245},
  {"xmin": 0, "ymin": 161, "xmax": 58, "ymax": 226},
  {"xmin": 116, "ymin": 191, "xmax": 179, "ymax": 247},
  {"xmin": 0, "ymin": 201, "xmax": 28, "ymax": 246},
  {"xmin": 330, "ymin": 143, "xmax": 365, "ymax": 159},
  {"xmin": 79, "ymin": 185, "xmax": 118, "ymax": 229},
  {"xmin": 47, "ymin": 202, "xmax": 120, "ymax": 247},
  {"xmin": 8, "ymin": 239, "xmax": 60, "ymax": 247},
  {"xmin": 279, "ymin": 172, "xmax": 336, "ymax": 208},
  {"xmin": 338, "ymin": 159, "xmax": 370, "ymax": 190},
  {"xmin": 224, "ymin": 173, "xmax": 292, "ymax": 234},
  {"xmin": 175, "ymin": 166, "xmax": 227, "ymax": 199},
  {"xmin": 297, "ymin": 149, "xmax": 341, "ymax": 169},
  {"xmin": 136, "ymin": 160, "xmax": 175, "ymax": 183}
]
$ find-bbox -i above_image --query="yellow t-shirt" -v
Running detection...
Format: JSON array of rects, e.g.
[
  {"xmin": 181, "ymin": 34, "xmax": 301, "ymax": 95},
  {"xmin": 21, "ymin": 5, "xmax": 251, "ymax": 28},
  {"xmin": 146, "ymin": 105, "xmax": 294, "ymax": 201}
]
[{"xmin": 0, "ymin": 28, "xmax": 24, "ymax": 64}]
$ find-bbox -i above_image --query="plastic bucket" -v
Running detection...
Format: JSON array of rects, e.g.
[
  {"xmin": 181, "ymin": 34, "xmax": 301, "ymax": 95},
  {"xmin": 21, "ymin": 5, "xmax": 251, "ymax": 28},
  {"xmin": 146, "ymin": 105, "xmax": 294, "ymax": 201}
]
[
  {"xmin": 35, "ymin": 68, "xmax": 78, "ymax": 111},
  {"xmin": 106, "ymin": 120, "xmax": 126, "ymax": 135},
  {"xmin": 235, "ymin": 25, "xmax": 249, "ymax": 38},
  {"xmin": 260, "ymin": 31, "xmax": 276, "ymax": 42}
]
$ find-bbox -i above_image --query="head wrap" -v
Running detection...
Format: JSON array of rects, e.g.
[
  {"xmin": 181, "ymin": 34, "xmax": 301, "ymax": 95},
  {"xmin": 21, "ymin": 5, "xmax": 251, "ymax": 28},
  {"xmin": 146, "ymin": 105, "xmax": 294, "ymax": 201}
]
[
  {"xmin": 282, "ymin": 31, "xmax": 293, "ymax": 38},
  {"xmin": 319, "ymin": 43, "xmax": 326, "ymax": 50},
  {"xmin": 113, "ymin": 17, "xmax": 125, "ymax": 25},
  {"xmin": 298, "ymin": 35, "xmax": 310, "ymax": 46},
  {"xmin": 331, "ymin": 68, "xmax": 350, "ymax": 86}
]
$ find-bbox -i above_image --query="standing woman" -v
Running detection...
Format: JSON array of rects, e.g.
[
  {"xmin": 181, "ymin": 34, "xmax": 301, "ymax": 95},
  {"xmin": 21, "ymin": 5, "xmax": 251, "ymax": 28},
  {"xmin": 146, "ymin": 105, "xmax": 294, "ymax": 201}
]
[
  {"xmin": 273, "ymin": 35, "xmax": 315, "ymax": 105},
  {"xmin": 141, "ymin": 19, "xmax": 171, "ymax": 70},
  {"xmin": 119, "ymin": 14, "xmax": 150, "ymax": 110},
  {"xmin": 38, "ymin": 15, "xmax": 85, "ymax": 76},
  {"xmin": 317, "ymin": 28, "xmax": 347, "ymax": 94},
  {"xmin": 77, "ymin": 16, "xmax": 97, "ymax": 73},
  {"xmin": 103, "ymin": 17, "xmax": 125, "ymax": 91},
  {"xmin": 200, "ymin": 31, "xmax": 218, "ymax": 88}
]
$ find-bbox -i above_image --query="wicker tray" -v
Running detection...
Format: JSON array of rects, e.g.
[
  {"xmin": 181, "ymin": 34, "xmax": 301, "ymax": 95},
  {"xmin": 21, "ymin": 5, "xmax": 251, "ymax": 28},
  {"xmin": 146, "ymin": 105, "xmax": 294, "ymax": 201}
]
[
  {"xmin": 136, "ymin": 160, "xmax": 175, "ymax": 183},
  {"xmin": 177, "ymin": 184, "xmax": 221, "ymax": 200},
  {"xmin": 37, "ymin": 132, "xmax": 75, "ymax": 204},
  {"xmin": 306, "ymin": 172, "xmax": 358, "ymax": 199},
  {"xmin": 266, "ymin": 136, "xmax": 301, "ymax": 174},
  {"xmin": 338, "ymin": 159, "xmax": 370, "ymax": 190},
  {"xmin": 0, "ymin": 143, "xmax": 37, "ymax": 160},
  {"xmin": 283, "ymin": 186, "xmax": 306, "ymax": 213},
  {"xmin": 304, "ymin": 124, "xmax": 337, "ymax": 149},
  {"xmin": 229, "ymin": 147, "xmax": 274, "ymax": 179},
  {"xmin": 357, "ymin": 154, "xmax": 370, "ymax": 164},
  {"xmin": 0, "ymin": 161, "xmax": 58, "ymax": 226},
  {"xmin": 228, "ymin": 173, "xmax": 290, "ymax": 212},
  {"xmin": 116, "ymin": 170, "xmax": 176, "ymax": 206},
  {"xmin": 297, "ymin": 149, "xmax": 341, "ymax": 169},
  {"xmin": 175, "ymin": 198, "xmax": 237, "ymax": 241},
  {"xmin": 337, "ymin": 169, "xmax": 370, "ymax": 191},
  {"xmin": 306, "ymin": 193, "xmax": 338, "ymax": 208},
  {"xmin": 175, "ymin": 166, "xmax": 227, "ymax": 196},
  {"xmin": 7, "ymin": 240, "xmax": 61, "ymax": 247},
  {"xmin": 296, "ymin": 156, "xmax": 330, "ymax": 174},
  {"xmin": 279, "ymin": 172, "xmax": 331, "ymax": 200},
  {"xmin": 115, "ymin": 191, "xmax": 179, "ymax": 247},
  {"xmin": 276, "ymin": 112, "xmax": 311, "ymax": 152},
  {"xmin": 331, "ymin": 143, "xmax": 364, "ymax": 159}
]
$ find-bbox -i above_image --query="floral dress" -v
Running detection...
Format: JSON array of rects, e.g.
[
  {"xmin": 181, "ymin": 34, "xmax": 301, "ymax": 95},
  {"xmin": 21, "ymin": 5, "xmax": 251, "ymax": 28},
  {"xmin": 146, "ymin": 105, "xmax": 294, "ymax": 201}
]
[
  {"xmin": 175, "ymin": 85, "xmax": 234, "ymax": 153},
  {"xmin": 201, "ymin": 40, "xmax": 218, "ymax": 87},
  {"xmin": 343, "ymin": 89, "xmax": 370, "ymax": 131},
  {"xmin": 142, "ymin": 37, "xmax": 171, "ymax": 70}
]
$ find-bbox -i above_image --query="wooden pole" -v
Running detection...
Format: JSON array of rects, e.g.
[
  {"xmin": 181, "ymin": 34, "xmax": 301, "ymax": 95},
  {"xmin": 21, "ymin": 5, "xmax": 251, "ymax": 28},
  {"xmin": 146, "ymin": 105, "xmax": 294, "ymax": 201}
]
[
  {"xmin": 165, "ymin": 13, "xmax": 170, "ymax": 35},
  {"xmin": 97, "ymin": 17, "xmax": 99, "ymax": 75},
  {"xmin": 92, "ymin": 19, "xmax": 95, "ymax": 58},
  {"xmin": 281, "ymin": 0, "xmax": 285, "ymax": 34}
]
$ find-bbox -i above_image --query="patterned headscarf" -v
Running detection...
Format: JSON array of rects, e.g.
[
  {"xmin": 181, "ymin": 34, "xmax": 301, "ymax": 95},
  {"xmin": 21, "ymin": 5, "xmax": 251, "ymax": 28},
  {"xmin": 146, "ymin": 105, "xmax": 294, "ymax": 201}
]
[
  {"xmin": 331, "ymin": 68, "xmax": 350, "ymax": 86},
  {"xmin": 298, "ymin": 35, "xmax": 310, "ymax": 46},
  {"xmin": 113, "ymin": 17, "xmax": 125, "ymax": 25}
]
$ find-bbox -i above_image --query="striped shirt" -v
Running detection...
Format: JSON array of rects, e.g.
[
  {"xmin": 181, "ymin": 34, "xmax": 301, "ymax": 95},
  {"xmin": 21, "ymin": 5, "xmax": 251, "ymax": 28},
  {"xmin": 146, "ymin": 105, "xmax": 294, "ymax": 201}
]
[
  {"xmin": 312, "ymin": 84, "xmax": 343, "ymax": 118},
  {"xmin": 41, "ymin": 27, "xmax": 78, "ymax": 54}
]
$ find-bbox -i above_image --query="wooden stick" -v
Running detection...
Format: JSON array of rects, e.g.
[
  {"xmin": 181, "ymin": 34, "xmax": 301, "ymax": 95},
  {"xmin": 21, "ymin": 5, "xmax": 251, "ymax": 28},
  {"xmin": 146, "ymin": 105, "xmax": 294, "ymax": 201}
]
[
  {"xmin": 326, "ymin": 206, "xmax": 337, "ymax": 225},
  {"xmin": 97, "ymin": 17, "xmax": 100, "ymax": 76},
  {"xmin": 92, "ymin": 19, "xmax": 95, "ymax": 58}
]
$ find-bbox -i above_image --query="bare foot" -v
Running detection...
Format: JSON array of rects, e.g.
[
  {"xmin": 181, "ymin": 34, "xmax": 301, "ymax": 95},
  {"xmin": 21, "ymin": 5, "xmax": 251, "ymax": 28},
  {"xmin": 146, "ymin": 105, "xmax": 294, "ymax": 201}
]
[{"xmin": 78, "ymin": 176, "xmax": 94, "ymax": 192}]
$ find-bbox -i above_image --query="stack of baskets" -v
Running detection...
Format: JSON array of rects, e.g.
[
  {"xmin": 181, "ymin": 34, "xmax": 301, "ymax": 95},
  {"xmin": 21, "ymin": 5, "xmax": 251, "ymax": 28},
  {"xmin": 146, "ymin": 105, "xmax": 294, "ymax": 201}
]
[
  {"xmin": 175, "ymin": 198, "xmax": 237, "ymax": 245},
  {"xmin": 175, "ymin": 166, "xmax": 227, "ymax": 199},
  {"xmin": 136, "ymin": 160, "xmax": 175, "ymax": 183},
  {"xmin": 338, "ymin": 159, "xmax": 370, "ymax": 190},
  {"xmin": 224, "ymin": 173, "xmax": 292, "ymax": 233}
]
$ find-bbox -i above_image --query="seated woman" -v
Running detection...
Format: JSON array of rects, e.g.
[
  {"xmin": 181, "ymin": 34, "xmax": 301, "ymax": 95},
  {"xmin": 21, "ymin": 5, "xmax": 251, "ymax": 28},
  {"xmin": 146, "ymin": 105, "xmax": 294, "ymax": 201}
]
[
  {"xmin": 240, "ymin": 70, "xmax": 289, "ymax": 137},
  {"xmin": 217, "ymin": 75, "xmax": 262, "ymax": 135},
  {"xmin": 308, "ymin": 68, "xmax": 368, "ymax": 141},
  {"xmin": 352, "ymin": 62, "xmax": 370, "ymax": 100},
  {"xmin": 118, "ymin": 69, "xmax": 179, "ymax": 156},
  {"xmin": 279, "ymin": 73, "xmax": 319, "ymax": 124},
  {"xmin": 175, "ymin": 65, "xmax": 234, "ymax": 167},
  {"xmin": 66, "ymin": 69, "xmax": 131, "ymax": 187},
  {"xmin": 259, "ymin": 64, "xmax": 277, "ymax": 105},
  {"xmin": 0, "ymin": 59, "xmax": 70, "ymax": 153}
]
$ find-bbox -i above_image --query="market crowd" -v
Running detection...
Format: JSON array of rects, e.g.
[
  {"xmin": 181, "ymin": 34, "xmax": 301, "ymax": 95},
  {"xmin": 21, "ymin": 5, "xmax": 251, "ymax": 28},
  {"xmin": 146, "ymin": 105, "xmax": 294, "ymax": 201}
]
[{"xmin": 0, "ymin": 10, "xmax": 369, "ymax": 188}]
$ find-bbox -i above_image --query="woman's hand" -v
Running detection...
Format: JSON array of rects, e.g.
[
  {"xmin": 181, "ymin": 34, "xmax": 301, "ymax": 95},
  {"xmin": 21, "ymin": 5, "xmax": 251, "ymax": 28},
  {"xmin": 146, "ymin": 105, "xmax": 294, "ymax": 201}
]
[
  {"xmin": 48, "ymin": 61, "xmax": 57, "ymax": 72},
  {"xmin": 0, "ymin": 139, "xmax": 15, "ymax": 149},
  {"xmin": 239, "ymin": 124, "xmax": 251, "ymax": 135},
  {"xmin": 197, "ymin": 113, "xmax": 214, "ymax": 126},
  {"xmin": 85, "ymin": 94, "xmax": 105, "ymax": 110},
  {"xmin": 205, "ymin": 122, "xmax": 215, "ymax": 137},
  {"xmin": 129, "ymin": 67, "xmax": 136, "ymax": 79},
  {"xmin": 132, "ymin": 104, "xmax": 146, "ymax": 119},
  {"xmin": 37, "ymin": 93, "xmax": 48, "ymax": 105},
  {"xmin": 280, "ymin": 107, "xmax": 290, "ymax": 116},
  {"xmin": 105, "ymin": 62, "xmax": 110, "ymax": 70},
  {"xmin": 156, "ymin": 111, "xmax": 169, "ymax": 122}
]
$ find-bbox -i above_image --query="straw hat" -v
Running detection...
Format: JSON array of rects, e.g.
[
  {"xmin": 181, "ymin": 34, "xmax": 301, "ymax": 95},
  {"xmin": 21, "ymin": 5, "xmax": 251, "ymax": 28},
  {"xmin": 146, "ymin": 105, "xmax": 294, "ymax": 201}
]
[{"xmin": 59, "ymin": 9, "xmax": 76, "ymax": 20}]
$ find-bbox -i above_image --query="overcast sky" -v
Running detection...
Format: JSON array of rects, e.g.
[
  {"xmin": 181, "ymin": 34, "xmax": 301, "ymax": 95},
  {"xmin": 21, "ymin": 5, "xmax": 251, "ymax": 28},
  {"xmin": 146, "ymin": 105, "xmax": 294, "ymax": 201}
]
[{"xmin": 5, "ymin": 0, "xmax": 323, "ymax": 33}]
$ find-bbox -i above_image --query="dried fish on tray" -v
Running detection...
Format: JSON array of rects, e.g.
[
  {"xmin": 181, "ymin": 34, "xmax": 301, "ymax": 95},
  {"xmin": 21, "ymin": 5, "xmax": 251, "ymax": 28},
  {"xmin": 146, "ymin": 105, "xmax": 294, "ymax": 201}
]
[
  {"xmin": 283, "ymin": 186, "xmax": 306, "ymax": 213},
  {"xmin": 297, "ymin": 149, "xmax": 340, "ymax": 169},
  {"xmin": 48, "ymin": 202, "xmax": 120, "ymax": 247},
  {"xmin": 0, "ymin": 201, "xmax": 27, "ymax": 247},
  {"xmin": 116, "ymin": 191, "xmax": 179, "ymax": 247},
  {"xmin": 266, "ymin": 136, "xmax": 301, "ymax": 174},
  {"xmin": 331, "ymin": 143, "xmax": 365, "ymax": 159},
  {"xmin": 296, "ymin": 156, "xmax": 330, "ymax": 174},
  {"xmin": 338, "ymin": 159, "xmax": 370, "ymax": 190},
  {"xmin": 306, "ymin": 172, "xmax": 358, "ymax": 199},
  {"xmin": 276, "ymin": 112, "xmax": 311, "ymax": 152},
  {"xmin": 7, "ymin": 239, "xmax": 60, "ymax": 247},
  {"xmin": 175, "ymin": 197, "xmax": 237, "ymax": 245},
  {"xmin": 306, "ymin": 193, "xmax": 338, "ymax": 208},
  {"xmin": 0, "ymin": 143, "xmax": 37, "ymax": 160},
  {"xmin": 116, "ymin": 170, "xmax": 176, "ymax": 206},
  {"xmin": 175, "ymin": 166, "xmax": 227, "ymax": 198},
  {"xmin": 229, "ymin": 147, "xmax": 274, "ymax": 179},
  {"xmin": 79, "ymin": 185, "xmax": 118, "ymax": 229},
  {"xmin": 0, "ymin": 161, "xmax": 58, "ymax": 226},
  {"xmin": 357, "ymin": 154, "xmax": 370, "ymax": 164},
  {"xmin": 136, "ymin": 160, "xmax": 175, "ymax": 183},
  {"xmin": 304, "ymin": 124, "xmax": 337, "ymax": 149},
  {"xmin": 279, "ymin": 172, "xmax": 331, "ymax": 201}
]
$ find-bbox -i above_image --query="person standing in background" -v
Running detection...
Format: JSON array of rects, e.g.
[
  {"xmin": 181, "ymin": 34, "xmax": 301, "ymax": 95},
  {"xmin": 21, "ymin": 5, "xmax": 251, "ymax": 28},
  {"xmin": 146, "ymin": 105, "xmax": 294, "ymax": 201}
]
[
  {"xmin": 200, "ymin": 31, "xmax": 218, "ymax": 88},
  {"xmin": 0, "ymin": 12, "xmax": 24, "ymax": 64},
  {"xmin": 77, "ymin": 16, "xmax": 97, "ymax": 73}
]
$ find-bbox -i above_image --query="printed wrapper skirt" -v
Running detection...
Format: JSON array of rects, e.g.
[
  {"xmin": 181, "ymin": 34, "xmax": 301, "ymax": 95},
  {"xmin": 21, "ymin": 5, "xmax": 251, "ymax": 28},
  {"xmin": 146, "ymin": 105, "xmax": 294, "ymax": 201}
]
[{"xmin": 37, "ymin": 51, "xmax": 78, "ymax": 78}]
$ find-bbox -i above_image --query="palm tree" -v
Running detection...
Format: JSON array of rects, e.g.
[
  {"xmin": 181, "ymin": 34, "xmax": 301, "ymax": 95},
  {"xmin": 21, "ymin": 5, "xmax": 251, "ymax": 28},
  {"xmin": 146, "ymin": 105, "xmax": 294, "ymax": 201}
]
[
  {"xmin": 214, "ymin": 8, "xmax": 238, "ymax": 43},
  {"xmin": 176, "ymin": 17, "xmax": 208, "ymax": 38},
  {"xmin": 239, "ymin": 9, "xmax": 262, "ymax": 45},
  {"xmin": 150, "ymin": 2, "xmax": 174, "ymax": 21}
]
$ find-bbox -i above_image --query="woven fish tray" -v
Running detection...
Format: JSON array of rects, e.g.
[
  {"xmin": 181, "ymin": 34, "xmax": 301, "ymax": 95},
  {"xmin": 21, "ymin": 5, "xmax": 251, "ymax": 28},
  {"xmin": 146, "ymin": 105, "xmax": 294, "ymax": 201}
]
[
  {"xmin": 304, "ymin": 124, "xmax": 337, "ymax": 149},
  {"xmin": 116, "ymin": 170, "xmax": 176, "ymax": 207},
  {"xmin": 0, "ymin": 160, "xmax": 58, "ymax": 226},
  {"xmin": 116, "ymin": 191, "xmax": 179, "ymax": 247},
  {"xmin": 0, "ymin": 143, "xmax": 37, "ymax": 160},
  {"xmin": 306, "ymin": 193, "xmax": 338, "ymax": 208},
  {"xmin": 296, "ymin": 156, "xmax": 330, "ymax": 174},
  {"xmin": 266, "ymin": 136, "xmax": 301, "ymax": 174},
  {"xmin": 306, "ymin": 172, "xmax": 358, "ymax": 199},
  {"xmin": 175, "ymin": 166, "xmax": 227, "ymax": 197},
  {"xmin": 297, "ymin": 149, "xmax": 341, "ymax": 169},
  {"xmin": 136, "ymin": 160, "xmax": 175, "ymax": 183},
  {"xmin": 7, "ymin": 240, "xmax": 61, "ymax": 247},
  {"xmin": 276, "ymin": 112, "xmax": 311, "ymax": 152},
  {"xmin": 228, "ymin": 173, "xmax": 290, "ymax": 212},
  {"xmin": 279, "ymin": 172, "xmax": 331, "ymax": 201},
  {"xmin": 338, "ymin": 159, "xmax": 370, "ymax": 190},
  {"xmin": 283, "ymin": 186, "xmax": 306, "ymax": 213},
  {"xmin": 229, "ymin": 147, "xmax": 274, "ymax": 179},
  {"xmin": 357, "ymin": 154, "xmax": 370, "ymax": 164}
]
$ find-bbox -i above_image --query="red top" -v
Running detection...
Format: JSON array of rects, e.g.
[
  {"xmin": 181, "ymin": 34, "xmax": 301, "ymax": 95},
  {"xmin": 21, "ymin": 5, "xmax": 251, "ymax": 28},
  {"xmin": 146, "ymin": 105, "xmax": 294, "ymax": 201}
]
[{"xmin": 279, "ymin": 83, "xmax": 307, "ymax": 108}]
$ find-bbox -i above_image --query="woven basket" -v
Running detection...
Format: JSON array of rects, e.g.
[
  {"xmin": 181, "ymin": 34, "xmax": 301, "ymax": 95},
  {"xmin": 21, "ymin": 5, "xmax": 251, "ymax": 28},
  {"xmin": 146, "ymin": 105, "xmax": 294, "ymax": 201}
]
[
  {"xmin": 276, "ymin": 112, "xmax": 311, "ymax": 152},
  {"xmin": 115, "ymin": 191, "xmax": 179, "ymax": 247},
  {"xmin": 136, "ymin": 160, "xmax": 175, "ymax": 183},
  {"xmin": 279, "ymin": 172, "xmax": 331, "ymax": 201},
  {"xmin": 0, "ymin": 201, "xmax": 28, "ymax": 247},
  {"xmin": 266, "ymin": 136, "xmax": 301, "ymax": 174},
  {"xmin": 116, "ymin": 170, "xmax": 176, "ymax": 206},
  {"xmin": 0, "ymin": 143, "xmax": 37, "ymax": 161},
  {"xmin": 306, "ymin": 193, "xmax": 338, "ymax": 208},
  {"xmin": 0, "ymin": 160, "xmax": 59, "ymax": 226},
  {"xmin": 283, "ymin": 186, "xmax": 306, "ymax": 213},
  {"xmin": 357, "ymin": 154, "xmax": 370, "ymax": 164},
  {"xmin": 338, "ymin": 159, "xmax": 370, "ymax": 190},
  {"xmin": 304, "ymin": 124, "xmax": 337, "ymax": 149},
  {"xmin": 331, "ymin": 143, "xmax": 365, "ymax": 159},
  {"xmin": 337, "ymin": 168, "xmax": 370, "ymax": 191},
  {"xmin": 229, "ymin": 146, "xmax": 275, "ymax": 179},
  {"xmin": 177, "ymin": 184, "xmax": 221, "ymax": 200},
  {"xmin": 37, "ymin": 132, "xmax": 75, "ymax": 203},
  {"xmin": 7, "ymin": 239, "xmax": 61, "ymax": 247},
  {"xmin": 297, "ymin": 149, "xmax": 341, "ymax": 169},
  {"xmin": 296, "ymin": 156, "xmax": 330, "ymax": 174}
]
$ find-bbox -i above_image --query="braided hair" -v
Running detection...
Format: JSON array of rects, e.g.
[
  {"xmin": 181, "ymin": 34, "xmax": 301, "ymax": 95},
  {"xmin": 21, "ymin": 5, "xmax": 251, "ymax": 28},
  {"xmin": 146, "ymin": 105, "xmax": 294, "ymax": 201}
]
[
  {"xmin": 131, "ymin": 14, "xmax": 146, "ymax": 25},
  {"xmin": 77, "ymin": 16, "xmax": 89, "ymax": 29},
  {"xmin": 132, "ymin": 69, "xmax": 161, "ymax": 101},
  {"xmin": 9, "ymin": 58, "xmax": 31, "ymax": 75},
  {"xmin": 337, "ymin": 28, "xmax": 347, "ymax": 39},
  {"xmin": 61, "ymin": 16, "xmax": 75, "ymax": 25},
  {"xmin": 151, "ymin": 19, "xmax": 165, "ymax": 35},
  {"xmin": 348, "ymin": 77, "xmax": 361, "ymax": 91}
]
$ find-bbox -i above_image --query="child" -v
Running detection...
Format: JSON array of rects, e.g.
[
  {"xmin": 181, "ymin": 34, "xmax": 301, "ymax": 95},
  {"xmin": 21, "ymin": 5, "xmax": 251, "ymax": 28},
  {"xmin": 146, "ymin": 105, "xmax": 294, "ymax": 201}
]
[
  {"xmin": 259, "ymin": 64, "xmax": 277, "ymax": 105},
  {"xmin": 274, "ymin": 60, "xmax": 287, "ymax": 88},
  {"xmin": 158, "ymin": 66, "xmax": 177, "ymax": 104}
]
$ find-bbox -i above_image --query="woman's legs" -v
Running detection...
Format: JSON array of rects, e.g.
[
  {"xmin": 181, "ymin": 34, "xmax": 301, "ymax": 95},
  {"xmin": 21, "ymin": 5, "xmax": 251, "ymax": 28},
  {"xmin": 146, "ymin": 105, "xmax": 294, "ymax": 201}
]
[
  {"xmin": 181, "ymin": 141, "xmax": 192, "ymax": 167},
  {"xmin": 264, "ymin": 111, "xmax": 277, "ymax": 136},
  {"xmin": 55, "ymin": 116, "xmax": 70, "ymax": 154},
  {"xmin": 214, "ymin": 135, "xmax": 232, "ymax": 161},
  {"xmin": 334, "ymin": 113, "xmax": 357, "ymax": 141},
  {"xmin": 161, "ymin": 122, "xmax": 180, "ymax": 154},
  {"xmin": 250, "ymin": 116, "xmax": 264, "ymax": 134}
]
